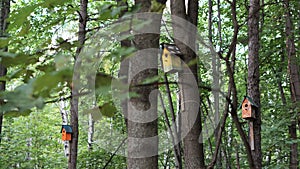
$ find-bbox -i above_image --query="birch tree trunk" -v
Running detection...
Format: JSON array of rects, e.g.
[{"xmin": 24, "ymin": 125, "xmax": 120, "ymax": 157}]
[
  {"xmin": 0, "ymin": 0, "xmax": 10, "ymax": 144},
  {"xmin": 247, "ymin": 0, "xmax": 262, "ymax": 168},
  {"xmin": 25, "ymin": 137, "xmax": 32, "ymax": 160},
  {"xmin": 59, "ymin": 100, "xmax": 70, "ymax": 157}
]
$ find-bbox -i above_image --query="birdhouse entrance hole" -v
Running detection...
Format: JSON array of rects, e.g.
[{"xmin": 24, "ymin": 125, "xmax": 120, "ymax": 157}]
[{"xmin": 240, "ymin": 96, "xmax": 258, "ymax": 120}]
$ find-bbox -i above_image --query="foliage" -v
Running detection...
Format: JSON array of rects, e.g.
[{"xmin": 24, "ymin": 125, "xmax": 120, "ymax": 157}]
[{"xmin": 0, "ymin": 0, "xmax": 299, "ymax": 168}]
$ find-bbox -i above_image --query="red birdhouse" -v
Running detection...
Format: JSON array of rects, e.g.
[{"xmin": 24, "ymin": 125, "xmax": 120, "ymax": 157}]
[
  {"xmin": 240, "ymin": 96, "xmax": 258, "ymax": 120},
  {"xmin": 61, "ymin": 125, "xmax": 73, "ymax": 141}
]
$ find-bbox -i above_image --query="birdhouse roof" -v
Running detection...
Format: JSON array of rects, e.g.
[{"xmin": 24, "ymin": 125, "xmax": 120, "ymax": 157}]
[
  {"xmin": 161, "ymin": 43, "xmax": 183, "ymax": 56},
  {"xmin": 239, "ymin": 96, "xmax": 259, "ymax": 108},
  {"xmin": 61, "ymin": 125, "xmax": 73, "ymax": 133}
]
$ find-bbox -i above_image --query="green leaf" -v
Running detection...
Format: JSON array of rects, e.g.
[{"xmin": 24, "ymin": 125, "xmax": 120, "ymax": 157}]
[
  {"xmin": 23, "ymin": 70, "xmax": 35, "ymax": 83},
  {"xmin": 32, "ymin": 69, "xmax": 72, "ymax": 97},
  {"xmin": 0, "ymin": 38, "xmax": 9, "ymax": 48},
  {"xmin": 0, "ymin": 52, "xmax": 34, "ymax": 67},
  {"xmin": 150, "ymin": 0, "xmax": 166, "ymax": 13},
  {"xmin": 0, "ymin": 75, "xmax": 8, "ymax": 82},
  {"xmin": 18, "ymin": 21, "xmax": 31, "ymax": 36},
  {"xmin": 83, "ymin": 107, "xmax": 102, "ymax": 121},
  {"xmin": 40, "ymin": 0, "xmax": 72, "ymax": 8},
  {"xmin": 7, "ymin": 4, "xmax": 38, "ymax": 30},
  {"xmin": 5, "ymin": 109, "xmax": 32, "ymax": 117},
  {"xmin": 36, "ymin": 63, "xmax": 56, "ymax": 72},
  {"xmin": 99, "ymin": 102, "xmax": 117, "ymax": 117},
  {"xmin": 8, "ymin": 68, "xmax": 25, "ymax": 79},
  {"xmin": 0, "ymin": 84, "xmax": 45, "ymax": 113},
  {"xmin": 59, "ymin": 41, "xmax": 74, "ymax": 51}
]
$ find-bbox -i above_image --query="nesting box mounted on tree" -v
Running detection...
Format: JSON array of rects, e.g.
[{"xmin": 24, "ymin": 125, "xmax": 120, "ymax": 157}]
[
  {"xmin": 161, "ymin": 43, "xmax": 183, "ymax": 73},
  {"xmin": 61, "ymin": 125, "xmax": 73, "ymax": 141},
  {"xmin": 240, "ymin": 96, "xmax": 258, "ymax": 120}
]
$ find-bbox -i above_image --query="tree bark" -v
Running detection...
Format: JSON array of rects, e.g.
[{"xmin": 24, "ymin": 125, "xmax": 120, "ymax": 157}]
[
  {"xmin": 117, "ymin": 0, "xmax": 131, "ymax": 129},
  {"xmin": 275, "ymin": 53, "xmax": 287, "ymax": 105},
  {"xmin": 25, "ymin": 137, "xmax": 32, "ymax": 160},
  {"xmin": 284, "ymin": 0, "xmax": 299, "ymax": 168},
  {"xmin": 208, "ymin": 0, "xmax": 213, "ymax": 43},
  {"xmin": 0, "ymin": 0, "xmax": 10, "ymax": 144},
  {"xmin": 212, "ymin": 0, "xmax": 222, "ymax": 167},
  {"xmin": 248, "ymin": 0, "xmax": 262, "ymax": 168},
  {"xmin": 88, "ymin": 112, "xmax": 94, "ymax": 151},
  {"xmin": 127, "ymin": 1, "xmax": 164, "ymax": 168},
  {"xmin": 69, "ymin": 0, "xmax": 88, "ymax": 168},
  {"xmin": 171, "ymin": 0, "xmax": 205, "ymax": 168},
  {"xmin": 0, "ymin": 64, "xmax": 5, "ymax": 144},
  {"xmin": 0, "ymin": 0, "xmax": 9, "ymax": 35},
  {"xmin": 59, "ymin": 100, "xmax": 70, "ymax": 157}
]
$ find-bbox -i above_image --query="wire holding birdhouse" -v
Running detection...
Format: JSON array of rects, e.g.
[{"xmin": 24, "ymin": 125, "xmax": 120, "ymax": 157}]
[{"xmin": 161, "ymin": 43, "xmax": 183, "ymax": 73}]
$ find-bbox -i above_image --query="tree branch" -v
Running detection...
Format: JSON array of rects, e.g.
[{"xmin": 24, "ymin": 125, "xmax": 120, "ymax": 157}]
[{"xmin": 102, "ymin": 138, "xmax": 127, "ymax": 169}]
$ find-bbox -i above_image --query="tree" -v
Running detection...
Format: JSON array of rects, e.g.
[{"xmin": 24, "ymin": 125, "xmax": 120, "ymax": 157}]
[
  {"xmin": 126, "ymin": 0, "xmax": 166, "ymax": 168},
  {"xmin": 170, "ymin": 0, "xmax": 205, "ymax": 168},
  {"xmin": 59, "ymin": 100, "xmax": 70, "ymax": 157},
  {"xmin": 247, "ymin": 0, "xmax": 262, "ymax": 168},
  {"xmin": 0, "ymin": 0, "xmax": 10, "ymax": 144},
  {"xmin": 284, "ymin": 0, "xmax": 299, "ymax": 168},
  {"xmin": 69, "ymin": 0, "xmax": 88, "ymax": 168}
]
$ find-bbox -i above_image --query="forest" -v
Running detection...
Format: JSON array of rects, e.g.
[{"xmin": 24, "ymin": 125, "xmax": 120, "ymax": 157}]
[{"xmin": 0, "ymin": 0, "xmax": 299, "ymax": 168}]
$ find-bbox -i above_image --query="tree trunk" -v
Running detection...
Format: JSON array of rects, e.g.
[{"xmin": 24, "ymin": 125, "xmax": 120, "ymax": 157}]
[
  {"xmin": 59, "ymin": 100, "xmax": 70, "ymax": 157},
  {"xmin": 289, "ymin": 121, "xmax": 298, "ymax": 169},
  {"xmin": 0, "ymin": 64, "xmax": 5, "ymax": 144},
  {"xmin": 284, "ymin": 0, "xmax": 300, "ymax": 168},
  {"xmin": 25, "ymin": 137, "xmax": 32, "ymax": 160},
  {"xmin": 0, "ymin": 0, "xmax": 10, "ymax": 144},
  {"xmin": 127, "ymin": 1, "xmax": 164, "ymax": 168},
  {"xmin": 88, "ymin": 112, "xmax": 94, "ymax": 151},
  {"xmin": 276, "ymin": 54, "xmax": 287, "ymax": 105},
  {"xmin": 170, "ymin": 0, "xmax": 205, "ymax": 168},
  {"xmin": 69, "ymin": 0, "xmax": 88, "ymax": 168},
  {"xmin": 208, "ymin": 0, "xmax": 213, "ymax": 43},
  {"xmin": 117, "ymin": 0, "xmax": 131, "ymax": 129},
  {"xmin": 212, "ymin": 0, "xmax": 222, "ymax": 166},
  {"xmin": 248, "ymin": 0, "xmax": 262, "ymax": 168}
]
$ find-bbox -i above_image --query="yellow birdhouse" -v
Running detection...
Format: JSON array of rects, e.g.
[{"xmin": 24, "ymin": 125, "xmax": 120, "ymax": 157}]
[
  {"xmin": 61, "ymin": 125, "xmax": 73, "ymax": 141},
  {"xmin": 161, "ymin": 43, "xmax": 183, "ymax": 73},
  {"xmin": 240, "ymin": 96, "xmax": 258, "ymax": 120}
]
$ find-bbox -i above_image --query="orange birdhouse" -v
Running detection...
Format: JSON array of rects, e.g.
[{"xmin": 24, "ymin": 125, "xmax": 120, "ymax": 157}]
[
  {"xmin": 240, "ymin": 96, "xmax": 258, "ymax": 120},
  {"xmin": 61, "ymin": 125, "xmax": 73, "ymax": 141}
]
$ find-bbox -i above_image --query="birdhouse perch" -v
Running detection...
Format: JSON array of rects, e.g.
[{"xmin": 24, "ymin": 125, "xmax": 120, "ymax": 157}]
[
  {"xmin": 240, "ymin": 96, "xmax": 258, "ymax": 120},
  {"xmin": 61, "ymin": 125, "xmax": 73, "ymax": 141},
  {"xmin": 161, "ymin": 43, "xmax": 183, "ymax": 73}
]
